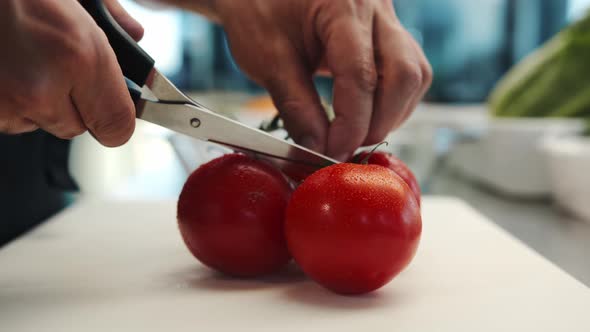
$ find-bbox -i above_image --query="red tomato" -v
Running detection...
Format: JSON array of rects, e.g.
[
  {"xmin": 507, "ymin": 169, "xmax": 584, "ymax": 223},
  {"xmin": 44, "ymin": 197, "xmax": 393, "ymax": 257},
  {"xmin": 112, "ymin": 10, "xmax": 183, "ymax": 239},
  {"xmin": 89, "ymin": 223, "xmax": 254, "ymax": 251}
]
[
  {"xmin": 177, "ymin": 153, "xmax": 292, "ymax": 277},
  {"xmin": 353, "ymin": 151, "xmax": 421, "ymax": 206},
  {"xmin": 285, "ymin": 163, "xmax": 422, "ymax": 294}
]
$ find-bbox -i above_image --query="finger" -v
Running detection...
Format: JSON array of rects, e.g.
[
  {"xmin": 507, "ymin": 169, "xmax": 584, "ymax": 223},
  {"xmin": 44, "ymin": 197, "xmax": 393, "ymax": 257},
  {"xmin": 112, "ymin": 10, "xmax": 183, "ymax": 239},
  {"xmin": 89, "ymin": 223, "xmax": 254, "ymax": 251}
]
[
  {"xmin": 398, "ymin": 36, "xmax": 433, "ymax": 125},
  {"xmin": 264, "ymin": 55, "xmax": 329, "ymax": 153},
  {"xmin": 71, "ymin": 5, "xmax": 136, "ymax": 147},
  {"xmin": 103, "ymin": 0, "xmax": 144, "ymax": 41},
  {"xmin": 24, "ymin": 96, "xmax": 87, "ymax": 140},
  {"xmin": 319, "ymin": 19, "xmax": 377, "ymax": 161},
  {"xmin": 0, "ymin": 112, "xmax": 39, "ymax": 134},
  {"xmin": 364, "ymin": 17, "xmax": 423, "ymax": 145}
]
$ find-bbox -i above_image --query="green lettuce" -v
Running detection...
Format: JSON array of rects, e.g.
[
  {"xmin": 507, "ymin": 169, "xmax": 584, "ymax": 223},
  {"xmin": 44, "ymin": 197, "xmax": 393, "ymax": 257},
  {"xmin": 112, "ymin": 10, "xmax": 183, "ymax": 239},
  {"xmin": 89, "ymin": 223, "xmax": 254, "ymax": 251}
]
[{"xmin": 488, "ymin": 11, "xmax": 590, "ymax": 121}]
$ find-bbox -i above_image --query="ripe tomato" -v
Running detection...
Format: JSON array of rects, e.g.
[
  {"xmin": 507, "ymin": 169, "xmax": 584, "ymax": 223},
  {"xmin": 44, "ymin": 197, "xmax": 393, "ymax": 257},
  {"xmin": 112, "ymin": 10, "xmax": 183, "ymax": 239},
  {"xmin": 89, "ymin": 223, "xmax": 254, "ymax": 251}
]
[
  {"xmin": 353, "ymin": 151, "xmax": 421, "ymax": 206},
  {"xmin": 285, "ymin": 163, "xmax": 422, "ymax": 294},
  {"xmin": 177, "ymin": 153, "xmax": 292, "ymax": 277}
]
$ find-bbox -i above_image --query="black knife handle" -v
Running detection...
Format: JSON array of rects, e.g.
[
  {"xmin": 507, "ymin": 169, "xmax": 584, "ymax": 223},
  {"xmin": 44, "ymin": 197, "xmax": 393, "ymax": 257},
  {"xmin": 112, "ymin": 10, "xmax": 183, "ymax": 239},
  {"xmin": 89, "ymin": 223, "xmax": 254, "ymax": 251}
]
[{"xmin": 79, "ymin": 0, "xmax": 155, "ymax": 87}]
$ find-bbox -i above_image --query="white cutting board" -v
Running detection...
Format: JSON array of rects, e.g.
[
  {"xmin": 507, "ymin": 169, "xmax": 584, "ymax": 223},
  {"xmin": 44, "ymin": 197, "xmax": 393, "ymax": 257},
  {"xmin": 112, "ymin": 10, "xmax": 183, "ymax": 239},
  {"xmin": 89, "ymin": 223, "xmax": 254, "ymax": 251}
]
[{"xmin": 1, "ymin": 197, "xmax": 588, "ymax": 332}]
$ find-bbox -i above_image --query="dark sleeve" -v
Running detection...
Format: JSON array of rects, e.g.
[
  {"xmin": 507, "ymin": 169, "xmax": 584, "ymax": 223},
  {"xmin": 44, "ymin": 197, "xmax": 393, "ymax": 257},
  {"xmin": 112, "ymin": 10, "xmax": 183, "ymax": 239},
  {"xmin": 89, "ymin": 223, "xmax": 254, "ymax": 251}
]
[{"xmin": 0, "ymin": 131, "xmax": 78, "ymax": 247}]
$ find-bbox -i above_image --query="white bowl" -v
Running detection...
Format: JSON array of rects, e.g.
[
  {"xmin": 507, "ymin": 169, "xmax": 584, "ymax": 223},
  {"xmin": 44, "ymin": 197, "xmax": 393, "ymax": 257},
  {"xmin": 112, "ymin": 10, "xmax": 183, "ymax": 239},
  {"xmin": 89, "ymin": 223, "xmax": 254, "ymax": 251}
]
[
  {"xmin": 541, "ymin": 135, "xmax": 590, "ymax": 223},
  {"xmin": 448, "ymin": 118, "xmax": 586, "ymax": 198}
]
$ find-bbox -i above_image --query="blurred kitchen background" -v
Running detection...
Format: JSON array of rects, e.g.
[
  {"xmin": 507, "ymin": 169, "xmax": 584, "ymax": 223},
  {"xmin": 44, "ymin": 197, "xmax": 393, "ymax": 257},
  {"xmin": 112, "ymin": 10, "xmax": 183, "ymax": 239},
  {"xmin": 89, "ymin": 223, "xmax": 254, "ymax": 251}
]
[{"xmin": 69, "ymin": 0, "xmax": 590, "ymax": 285}]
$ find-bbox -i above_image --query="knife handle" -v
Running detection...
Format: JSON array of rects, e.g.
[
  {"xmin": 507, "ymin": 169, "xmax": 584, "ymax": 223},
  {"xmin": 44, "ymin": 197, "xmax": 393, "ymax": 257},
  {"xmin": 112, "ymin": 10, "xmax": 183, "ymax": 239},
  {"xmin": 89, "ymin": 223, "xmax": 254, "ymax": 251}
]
[{"xmin": 79, "ymin": 0, "xmax": 155, "ymax": 87}]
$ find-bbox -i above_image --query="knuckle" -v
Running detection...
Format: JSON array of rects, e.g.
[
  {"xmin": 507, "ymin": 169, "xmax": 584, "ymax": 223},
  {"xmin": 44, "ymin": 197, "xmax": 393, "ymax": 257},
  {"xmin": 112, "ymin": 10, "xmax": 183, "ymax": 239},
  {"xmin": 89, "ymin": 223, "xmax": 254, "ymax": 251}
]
[
  {"xmin": 56, "ymin": 28, "xmax": 104, "ymax": 71},
  {"xmin": 51, "ymin": 26, "xmax": 85, "ymax": 61},
  {"xmin": 390, "ymin": 61, "xmax": 422, "ymax": 92},
  {"xmin": 65, "ymin": 40, "xmax": 97, "ymax": 70},
  {"xmin": 351, "ymin": 61, "xmax": 378, "ymax": 92}
]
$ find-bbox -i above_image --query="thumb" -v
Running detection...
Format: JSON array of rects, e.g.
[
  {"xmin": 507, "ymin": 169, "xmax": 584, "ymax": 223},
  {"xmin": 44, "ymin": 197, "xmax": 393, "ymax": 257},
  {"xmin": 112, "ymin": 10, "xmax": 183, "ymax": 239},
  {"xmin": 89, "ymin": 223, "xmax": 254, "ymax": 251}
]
[
  {"xmin": 103, "ymin": 0, "xmax": 144, "ymax": 41},
  {"xmin": 264, "ymin": 58, "xmax": 329, "ymax": 154}
]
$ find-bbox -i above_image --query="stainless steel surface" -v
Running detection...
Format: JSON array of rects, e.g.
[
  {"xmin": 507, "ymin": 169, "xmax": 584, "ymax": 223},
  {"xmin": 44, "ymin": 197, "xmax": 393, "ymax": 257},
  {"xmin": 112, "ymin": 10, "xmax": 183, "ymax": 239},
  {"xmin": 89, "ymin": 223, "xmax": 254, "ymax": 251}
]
[
  {"xmin": 138, "ymin": 84, "xmax": 158, "ymax": 103},
  {"xmin": 145, "ymin": 69, "xmax": 195, "ymax": 104},
  {"xmin": 140, "ymin": 102, "xmax": 337, "ymax": 168}
]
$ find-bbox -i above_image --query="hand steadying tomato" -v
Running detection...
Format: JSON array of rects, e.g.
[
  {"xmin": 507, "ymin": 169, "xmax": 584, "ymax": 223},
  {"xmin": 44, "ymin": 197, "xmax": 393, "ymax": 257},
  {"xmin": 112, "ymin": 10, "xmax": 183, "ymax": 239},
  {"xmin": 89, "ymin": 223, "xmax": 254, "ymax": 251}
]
[
  {"xmin": 177, "ymin": 153, "xmax": 292, "ymax": 277},
  {"xmin": 353, "ymin": 151, "xmax": 421, "ymax": 206},
  {"xmin": 285, "ymin": 163, "xmax": 422, "ymax": 295}
]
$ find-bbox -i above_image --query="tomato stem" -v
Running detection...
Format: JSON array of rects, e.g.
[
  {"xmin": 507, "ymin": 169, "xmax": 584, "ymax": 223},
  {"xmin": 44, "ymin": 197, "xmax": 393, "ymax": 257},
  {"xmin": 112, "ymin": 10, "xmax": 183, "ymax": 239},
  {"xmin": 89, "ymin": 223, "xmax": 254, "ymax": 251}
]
[{"xmin": 361, "ymin": 142, "xmax": 389, "ymax": 164}]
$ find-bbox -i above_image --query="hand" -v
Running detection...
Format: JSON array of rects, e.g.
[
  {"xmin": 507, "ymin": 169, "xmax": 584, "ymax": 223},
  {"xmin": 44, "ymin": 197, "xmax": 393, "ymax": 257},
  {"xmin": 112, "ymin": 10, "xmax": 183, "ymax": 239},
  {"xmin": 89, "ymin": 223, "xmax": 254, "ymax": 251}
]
[
  {"xmin": 214, "ymin": 0, "xmax": 432, "ymax": 160},
  {"xmin": 0, "ymin": 0, "xmax": 143, "ymax": 147}
]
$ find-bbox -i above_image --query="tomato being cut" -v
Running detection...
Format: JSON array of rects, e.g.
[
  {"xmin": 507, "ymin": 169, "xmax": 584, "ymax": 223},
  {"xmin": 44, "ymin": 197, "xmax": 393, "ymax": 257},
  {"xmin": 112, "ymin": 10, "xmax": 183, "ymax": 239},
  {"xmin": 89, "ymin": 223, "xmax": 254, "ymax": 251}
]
[
  {"xmin": 353, "ymin": 151, "xmax": 421, "ymax": 206},
  {"xmin": 177, "ymin": 153, "xmax": 292, "ymax": 277},
  {"xmin": 285, "ymin": 163, "xmax": 422, "ymax": 295}
]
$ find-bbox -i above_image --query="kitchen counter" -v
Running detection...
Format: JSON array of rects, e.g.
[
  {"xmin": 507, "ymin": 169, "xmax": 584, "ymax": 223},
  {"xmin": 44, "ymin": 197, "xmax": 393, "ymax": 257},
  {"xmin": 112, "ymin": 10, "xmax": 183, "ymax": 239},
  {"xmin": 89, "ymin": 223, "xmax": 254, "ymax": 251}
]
[
  {"xmin": 1, "ymin": 198, "xmax": 588, "ymax": 331},
  {"xmin": 429, "ymin": 168, "xmax": 590, "ymax": 286}
]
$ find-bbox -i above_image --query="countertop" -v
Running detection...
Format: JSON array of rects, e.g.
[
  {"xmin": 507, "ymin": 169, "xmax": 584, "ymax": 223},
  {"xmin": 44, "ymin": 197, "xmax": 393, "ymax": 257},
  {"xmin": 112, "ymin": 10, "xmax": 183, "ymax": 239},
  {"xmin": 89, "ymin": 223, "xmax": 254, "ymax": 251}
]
[{"xmin": 1, "ymin": 198, "xmax": 588, "ymax": 331}]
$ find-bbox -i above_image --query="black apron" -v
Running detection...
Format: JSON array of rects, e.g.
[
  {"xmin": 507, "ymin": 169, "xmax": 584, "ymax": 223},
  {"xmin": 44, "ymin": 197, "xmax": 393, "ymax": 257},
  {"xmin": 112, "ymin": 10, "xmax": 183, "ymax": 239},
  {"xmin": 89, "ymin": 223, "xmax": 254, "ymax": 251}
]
[{"xmin": 0, "ymin": 131, "xmax": 77, "ymax": 247}]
